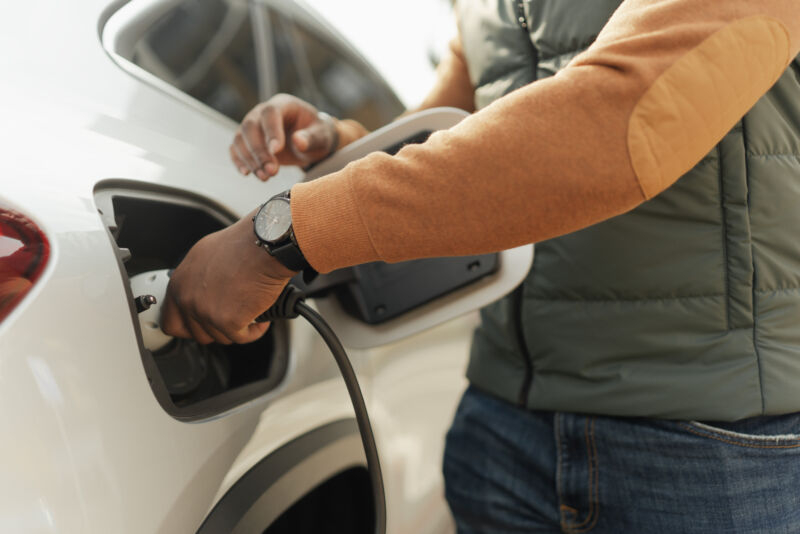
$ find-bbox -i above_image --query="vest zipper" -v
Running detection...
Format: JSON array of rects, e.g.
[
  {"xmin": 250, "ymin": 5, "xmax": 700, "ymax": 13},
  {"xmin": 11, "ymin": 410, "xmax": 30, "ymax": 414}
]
[
  {"xmin": 514, "ymin": 0, "xmax": 539, "ymax": 82},
  {"xmin": 513, "ymin": 0, "xmax": 535, "ymax": 405},
  {"xmin": 515, "ymin": 0, "xmax": 529, "ymax": 30},
  {"xmin": 512, "ymin": 285, "xmax": 535, "ymax": 406}
]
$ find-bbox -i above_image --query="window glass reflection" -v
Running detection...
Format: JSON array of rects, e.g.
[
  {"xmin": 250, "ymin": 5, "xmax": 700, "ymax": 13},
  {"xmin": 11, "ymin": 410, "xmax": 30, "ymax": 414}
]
[
  {"xmin": 268, "ymin": 10, "xmax": 404, "ymax": 130},
  {"xmin": 132, "ymin": 0, "xmax": 259, "ymax": 122},
  {"xmin": 129, "ymin": 0, "xmax": 405, "ymax": 130}
]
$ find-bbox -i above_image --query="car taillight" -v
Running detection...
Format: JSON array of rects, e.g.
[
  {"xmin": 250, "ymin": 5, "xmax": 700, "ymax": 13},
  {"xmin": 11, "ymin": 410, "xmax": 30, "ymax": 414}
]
[{"xmin": 0, "ymin": 209, "xmax": 50, "ymax": 323}]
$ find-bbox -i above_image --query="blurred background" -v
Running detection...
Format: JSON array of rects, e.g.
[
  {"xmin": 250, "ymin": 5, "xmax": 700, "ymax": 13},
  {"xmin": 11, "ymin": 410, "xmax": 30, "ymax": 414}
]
[{"xmin": 129, "ymin": 0, "xmax": 456, "ymax": 131}]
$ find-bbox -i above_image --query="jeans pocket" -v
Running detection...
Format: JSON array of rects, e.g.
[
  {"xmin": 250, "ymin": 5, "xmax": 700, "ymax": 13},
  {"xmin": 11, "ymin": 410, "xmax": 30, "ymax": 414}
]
[
  {"xmin": 677, "ymin": 413, "xmax": 800, "ymax": 449},
  {"xmin": 594, "ymin": 415, "xmax": 800, "ymax": 531}
]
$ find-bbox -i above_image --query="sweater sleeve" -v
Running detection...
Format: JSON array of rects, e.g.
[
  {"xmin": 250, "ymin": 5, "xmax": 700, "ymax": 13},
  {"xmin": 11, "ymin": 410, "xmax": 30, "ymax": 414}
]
[{"xmin": 292, "ymin": 0, "xmax": 800, "ymax": 273}]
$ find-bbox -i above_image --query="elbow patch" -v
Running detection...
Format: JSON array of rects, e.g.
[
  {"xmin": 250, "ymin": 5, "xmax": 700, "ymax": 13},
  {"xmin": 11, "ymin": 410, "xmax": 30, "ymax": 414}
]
[{"xmin": 628, "ymin": 16, "xmax": 791, "ymax": 199}]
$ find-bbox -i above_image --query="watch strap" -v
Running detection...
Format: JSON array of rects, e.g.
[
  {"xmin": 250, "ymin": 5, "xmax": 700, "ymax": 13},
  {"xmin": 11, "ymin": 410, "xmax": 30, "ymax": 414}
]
[{"xmin": 268, "ymin": 233, "xmax": 311, "ymax": 272}]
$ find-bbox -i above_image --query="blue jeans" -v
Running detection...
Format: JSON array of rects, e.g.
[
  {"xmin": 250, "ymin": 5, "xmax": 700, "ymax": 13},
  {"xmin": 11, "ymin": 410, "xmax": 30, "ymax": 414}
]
[{"xmin": 443, "ymin": 386, "xmax": 800, "ymax": 533}]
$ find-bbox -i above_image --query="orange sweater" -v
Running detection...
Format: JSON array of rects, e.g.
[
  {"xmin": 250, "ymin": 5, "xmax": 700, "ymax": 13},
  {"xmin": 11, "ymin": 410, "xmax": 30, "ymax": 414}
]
[{"xmin": 292, "ymin": 0, "xmax": 800, "ymax": 274}]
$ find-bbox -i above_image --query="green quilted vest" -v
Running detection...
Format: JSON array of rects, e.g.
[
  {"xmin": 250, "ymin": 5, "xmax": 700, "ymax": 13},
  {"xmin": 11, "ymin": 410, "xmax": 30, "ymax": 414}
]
[{"xmin": 459, "ymin": 0, "xmax": 800, "ymax": 420}]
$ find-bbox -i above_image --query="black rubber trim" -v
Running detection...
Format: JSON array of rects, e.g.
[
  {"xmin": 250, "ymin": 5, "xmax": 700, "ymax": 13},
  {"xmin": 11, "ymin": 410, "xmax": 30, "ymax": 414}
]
[{"xmin": 196, "ymin": 419, "xmax": 360, "ymax": 534}]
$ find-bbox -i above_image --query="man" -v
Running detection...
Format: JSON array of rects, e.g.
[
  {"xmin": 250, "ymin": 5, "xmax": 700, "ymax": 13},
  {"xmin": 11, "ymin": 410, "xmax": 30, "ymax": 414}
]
[{"xmin": 163, "ymin": 0, "xmax": 800, "ymax": 531}]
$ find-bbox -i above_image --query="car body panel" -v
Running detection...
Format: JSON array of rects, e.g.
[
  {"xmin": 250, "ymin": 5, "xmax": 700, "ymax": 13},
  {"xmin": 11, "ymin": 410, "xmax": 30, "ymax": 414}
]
[{"xmin": 0, "ymin": 1, "xmax": 511, "ymax": 532}]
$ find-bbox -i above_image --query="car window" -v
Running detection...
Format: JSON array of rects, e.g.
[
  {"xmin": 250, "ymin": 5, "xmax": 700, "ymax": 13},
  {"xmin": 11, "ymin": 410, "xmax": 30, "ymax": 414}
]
[
  {"xmin": 131, "ymin": 0, "xmax": 259, "ymax": 123},
  {"xmin": 268, "ymin": 10, "xmax": 313, "ymax": 105},
  {"xmin": 267, "ymin": 9, "xmax": 405, "ymax": 131}
]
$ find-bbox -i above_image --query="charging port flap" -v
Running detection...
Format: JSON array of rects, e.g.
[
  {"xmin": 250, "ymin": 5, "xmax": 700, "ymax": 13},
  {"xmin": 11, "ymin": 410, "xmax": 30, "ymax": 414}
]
[{"xmin": 304, "ymin": 108, "xmax": 534, "ymax": 349}]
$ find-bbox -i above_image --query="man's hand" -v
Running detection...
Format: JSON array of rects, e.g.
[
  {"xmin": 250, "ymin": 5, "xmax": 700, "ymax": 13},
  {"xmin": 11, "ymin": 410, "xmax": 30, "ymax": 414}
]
[
  {"xmin": 230, "ymin": 94, "xmax": 338, "ymax": 181},
  {"xmin": 161, "ymin": 211, "xmax": 297, "ymax": 345}
]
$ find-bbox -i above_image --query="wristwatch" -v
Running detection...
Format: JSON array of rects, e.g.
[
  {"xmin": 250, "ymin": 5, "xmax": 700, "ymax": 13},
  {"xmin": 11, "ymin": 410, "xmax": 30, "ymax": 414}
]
[{"xmin": 252, "ymin": 190, "xmax": 311, "ymax": 273}]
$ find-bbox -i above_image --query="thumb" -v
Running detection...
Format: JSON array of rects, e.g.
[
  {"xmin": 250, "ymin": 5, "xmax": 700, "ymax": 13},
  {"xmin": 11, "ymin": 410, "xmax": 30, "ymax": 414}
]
[
  {"xmin": 232, "ymin": 321, "xmax": 270, "ymax": 345},
  {"xmin": 292, "ymin": 120, "xmax": 335, "ymax": 154}
]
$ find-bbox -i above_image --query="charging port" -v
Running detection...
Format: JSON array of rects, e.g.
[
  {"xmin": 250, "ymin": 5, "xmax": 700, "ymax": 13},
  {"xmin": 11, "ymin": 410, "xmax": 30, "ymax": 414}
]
[{"xmin": 95, "ymin": 183, "xmax": 289, "ymax": 421}]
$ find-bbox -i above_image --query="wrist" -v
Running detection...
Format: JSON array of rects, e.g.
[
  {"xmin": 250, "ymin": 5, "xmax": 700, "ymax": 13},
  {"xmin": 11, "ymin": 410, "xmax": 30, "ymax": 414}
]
[
  {"xmin": 263, "ymin": 249, "xmax": 298, "ymax": 279},
  {"xmin": 238, "ymin": 210, "xmax": 297, "ymax": 280},
  {"xmin": 251, "ymin": 191, "xmax": 314, "ymax": 276}
]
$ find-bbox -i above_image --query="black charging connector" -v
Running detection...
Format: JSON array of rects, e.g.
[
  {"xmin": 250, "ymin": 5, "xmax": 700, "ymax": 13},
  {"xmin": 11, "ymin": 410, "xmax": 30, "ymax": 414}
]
[{"xmin": 257, "ymin": 285, "xmax": 387, "ymax": 534}]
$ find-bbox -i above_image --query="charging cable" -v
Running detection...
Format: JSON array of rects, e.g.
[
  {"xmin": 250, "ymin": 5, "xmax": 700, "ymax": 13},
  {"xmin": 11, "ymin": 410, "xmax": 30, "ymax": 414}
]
[
  {"xmin": 257, "ymin": 285, "xmax": 386, "ymax": 534},
  {"xmin": 132, "ymin": 271, "xmax": 387, "ymax": 532}
]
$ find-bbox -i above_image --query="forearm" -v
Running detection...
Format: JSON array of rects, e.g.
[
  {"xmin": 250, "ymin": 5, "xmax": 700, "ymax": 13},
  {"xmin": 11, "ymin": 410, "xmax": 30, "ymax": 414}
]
[{"xmin": 293, "ymin": 0, "xmax": 800, "ymax": 273}]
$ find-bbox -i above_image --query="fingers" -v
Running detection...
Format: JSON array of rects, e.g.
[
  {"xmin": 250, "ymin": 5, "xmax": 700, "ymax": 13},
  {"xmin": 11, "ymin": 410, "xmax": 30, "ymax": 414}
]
[
  {"xmin": 231, "ymin": 322, "xmax": 271, "ymax": 345},
  {"xmin": 184, "ymin": 315, "xmax": 216, "ymax": 345},
  {"xmin": 231, "ymin": 105, "xmax": 282, "ymax": 181},
  {"xmin": 193, "ymin": 318, "xmax": 237, "ymax": 346},
  {"xmin": 243, "ymin": 118, "xmax": 275, "ymax": 181},
  {"xmin": 259, "ymin": 104, "xmax": 284, "ymax": 176},
  {"xmin": 162, "ymin": 300, "xmax": 259, "ymax": 346},
  {"xmin": 160, "ymin": 294, "xmax": 191, "ymax": 339},
  {"xmin": 229, "ymin": 144, "xmax": 251, "ymax": 176},
  {"xmin": 159, "ymin": 219, "xmax": 289, "ymax": 348},
  {"xmin": 162, "ymin": 293, "xmax": 216, "ymax": 345},
  {"xmin": 235, "ymin": 121, "xmax": 271, "ymax": 181},
  {"xmin": 161, "ymin": 287, "xmax": 269, "ymax": 346},
  {"xmin": 191, "ymin": 316, "xmax": 269, "ymax": 345},
  {"xmin": 232, "ymin": 132, "xmax": 260, "ymax": 177},
  {"xmin": 230, "ymin": 95, "xmax": 338, "ymax": 180}
]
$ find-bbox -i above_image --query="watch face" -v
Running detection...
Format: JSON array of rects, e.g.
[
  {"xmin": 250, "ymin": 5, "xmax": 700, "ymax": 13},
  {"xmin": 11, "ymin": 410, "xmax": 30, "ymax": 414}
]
[{"xmin": 255, "ymin": 198, "xmax": 292, "ymax": 243}]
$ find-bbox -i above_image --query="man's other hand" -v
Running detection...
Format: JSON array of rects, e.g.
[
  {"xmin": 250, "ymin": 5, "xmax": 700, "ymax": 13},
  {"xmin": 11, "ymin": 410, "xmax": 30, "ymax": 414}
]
[
  {"xmin": 230, "ymin": 94, "xmax": 338, "ymax": 181},
  {"xmin": 161, "ymin": 211, "xmax": 297, "ymax": 345}
]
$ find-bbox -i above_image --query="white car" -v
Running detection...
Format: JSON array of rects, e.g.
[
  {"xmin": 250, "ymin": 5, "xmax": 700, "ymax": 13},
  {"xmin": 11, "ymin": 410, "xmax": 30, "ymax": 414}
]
[{"xmin": 0, "ymin": 1, "xmax": 530, "ymax": 533}]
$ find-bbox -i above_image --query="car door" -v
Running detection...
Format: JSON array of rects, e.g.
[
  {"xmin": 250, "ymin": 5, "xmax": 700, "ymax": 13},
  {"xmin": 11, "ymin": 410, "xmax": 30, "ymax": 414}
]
[{"xmin": 100, "ymin": 1, "xmax": 531, "ymax": 532}]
